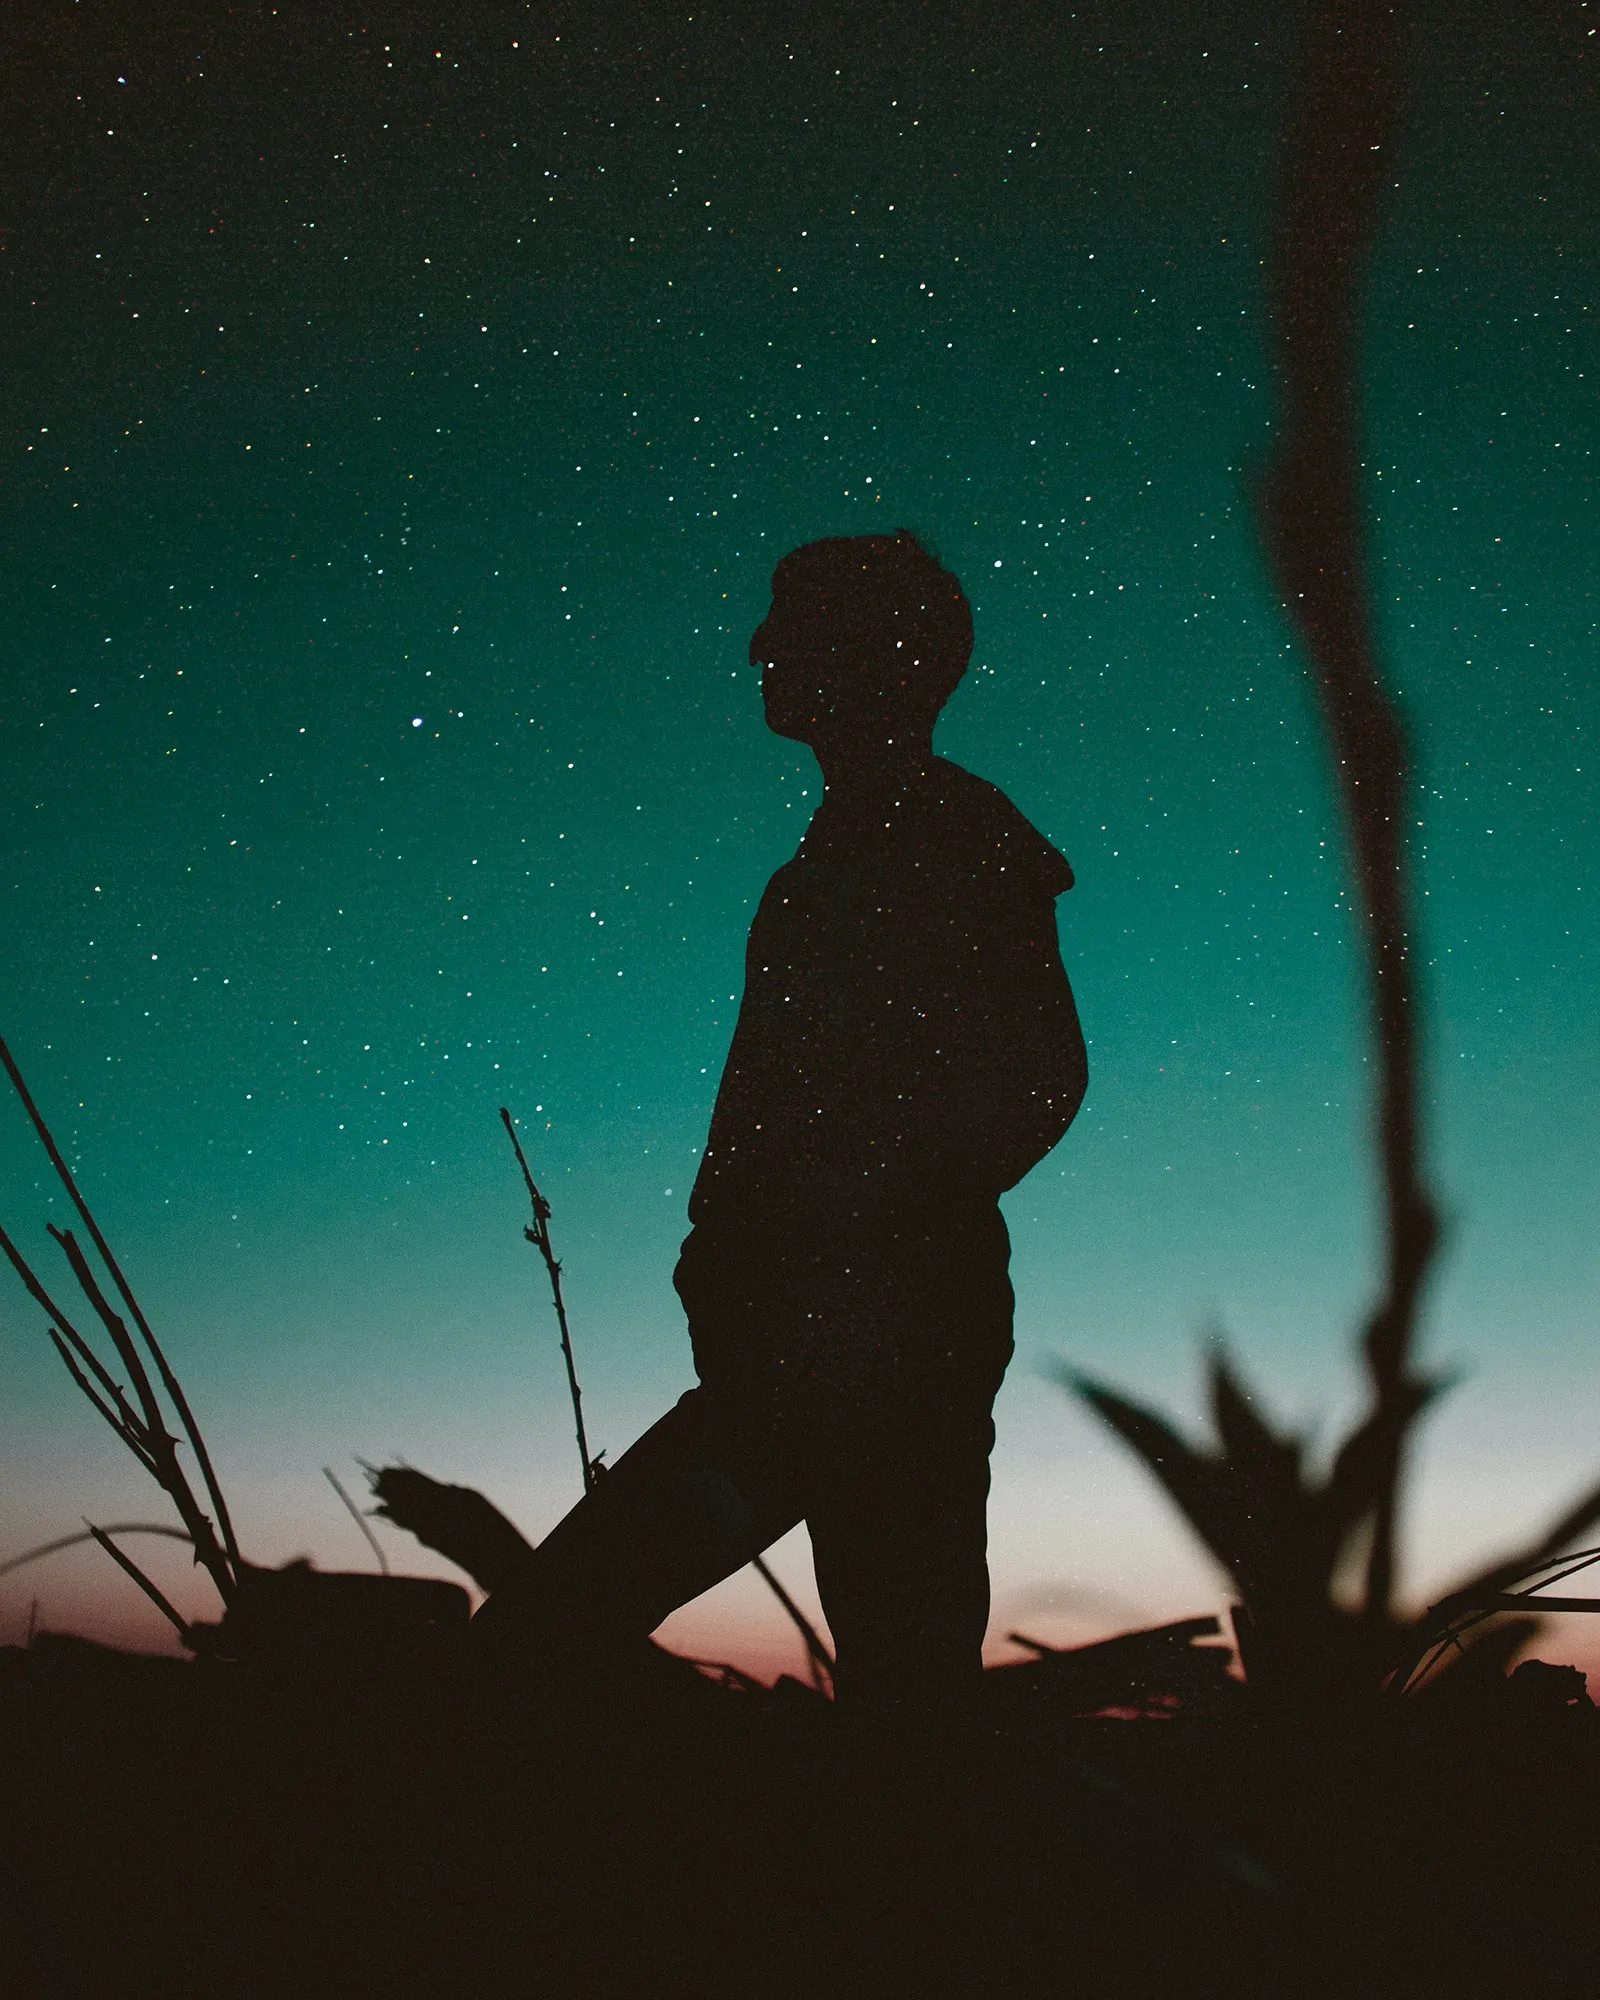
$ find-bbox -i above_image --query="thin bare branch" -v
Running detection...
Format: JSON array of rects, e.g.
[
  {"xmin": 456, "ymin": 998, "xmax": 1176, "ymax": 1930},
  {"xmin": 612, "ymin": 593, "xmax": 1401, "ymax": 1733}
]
[
  {"xmin": 45, "ymin": 1329, "xmax": 160, "ymax": 1474},
  {"xmin": 0, "ymin": 1221, "xmax": 139, "ymax": 1420},
  {"xmin": 50, "ymin": 1316, "xmax": 150, "ymax": 1441},
  {"xmin": 49, "ymin": 1225, "xmax": 168, "ymax": 1444},
  {"xmin": 3, "ymin": 1205, "xmax": 232, "ymax": 1600},
  {"xmin": 85, "ymin": 1523, "xmax": 195, "ymax": 1646},
  {"xmin": 501, "ymin": 1106, "xmax": 595, "ymax": 1495}
]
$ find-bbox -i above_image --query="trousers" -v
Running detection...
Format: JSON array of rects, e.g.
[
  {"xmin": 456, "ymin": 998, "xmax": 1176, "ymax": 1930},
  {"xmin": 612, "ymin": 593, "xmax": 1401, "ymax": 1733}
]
[
  {"xmin": 477, "ymin": 1358, "xmax": 1007, "ymax": 1712},
  {"xmin": 476, "ymin": 1202, "xmax": 1016, "ymax": 1710}
]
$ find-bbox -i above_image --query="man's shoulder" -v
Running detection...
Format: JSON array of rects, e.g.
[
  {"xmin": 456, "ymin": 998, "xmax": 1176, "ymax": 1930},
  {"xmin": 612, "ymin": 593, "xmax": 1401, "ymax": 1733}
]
[{"xmin": 917, "ymin": 758, "xmax": 1075, "ymax": 896}]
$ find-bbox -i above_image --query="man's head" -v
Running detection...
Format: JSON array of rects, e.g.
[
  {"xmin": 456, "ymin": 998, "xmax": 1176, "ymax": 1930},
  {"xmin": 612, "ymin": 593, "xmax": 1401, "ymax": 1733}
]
[{"xmin": 751, "ymin": 530, "xmax": 973, "ymax": 753}]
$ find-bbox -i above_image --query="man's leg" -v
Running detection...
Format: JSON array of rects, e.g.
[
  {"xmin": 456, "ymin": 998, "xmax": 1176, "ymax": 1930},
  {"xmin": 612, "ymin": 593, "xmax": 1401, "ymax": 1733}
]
[
  {"xmin": 804, "ymin": 1388, "xmax": 999, "ymax": 1718},
  {"xmin": 801, "ymin": 1383, "xmax": 1002, "ymax": 1993},
  {"xmin": 471, "ymin": 1385, "xmax": 806, "ymax": 1663}
]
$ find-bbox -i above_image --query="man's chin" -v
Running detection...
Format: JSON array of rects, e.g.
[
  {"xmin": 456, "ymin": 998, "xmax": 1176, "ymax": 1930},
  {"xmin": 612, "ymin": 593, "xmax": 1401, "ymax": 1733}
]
[{"xmin": 763, "ymin": 711, "xmax": 817, "ymax": 745}]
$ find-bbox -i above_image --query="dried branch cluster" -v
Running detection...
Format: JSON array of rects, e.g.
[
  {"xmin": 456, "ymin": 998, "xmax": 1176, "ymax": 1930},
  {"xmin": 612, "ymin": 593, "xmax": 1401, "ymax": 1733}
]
[{"xmin": 0, "ymin": 1037, "xmax": 239, "ymax": 1645}]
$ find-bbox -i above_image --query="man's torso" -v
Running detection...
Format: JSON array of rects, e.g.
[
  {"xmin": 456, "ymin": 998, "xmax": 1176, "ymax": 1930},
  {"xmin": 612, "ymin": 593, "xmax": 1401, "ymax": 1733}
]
[{"xmin": 674, "ymin": 757, "xmax": 1076, "ymax": 1390}]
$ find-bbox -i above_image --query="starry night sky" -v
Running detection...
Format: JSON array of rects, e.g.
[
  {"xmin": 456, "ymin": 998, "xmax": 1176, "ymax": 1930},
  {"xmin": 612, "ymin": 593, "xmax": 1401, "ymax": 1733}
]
[{"xmin": 1, "ymin": 0, "xmax": 1593, "ymax": 1674}]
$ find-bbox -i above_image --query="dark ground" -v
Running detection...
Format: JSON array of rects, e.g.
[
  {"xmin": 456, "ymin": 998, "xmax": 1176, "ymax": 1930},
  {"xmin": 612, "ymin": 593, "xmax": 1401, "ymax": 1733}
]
[{"xmin": 2, "ymin": 1624, "xmax": 1597, "ymax": 1999}]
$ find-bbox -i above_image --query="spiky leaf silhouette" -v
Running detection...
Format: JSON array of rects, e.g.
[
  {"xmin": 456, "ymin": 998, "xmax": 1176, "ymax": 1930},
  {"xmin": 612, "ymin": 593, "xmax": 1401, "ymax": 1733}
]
[
  {"xmin": 1054, "ymin": 1345, "xmax": 1452, "ymax": 1701},
  {"xmin": 1203, "ymin": 1349, "xmax": 1333, "ymax": 1607},
  {"xmin": 1060, "ymin": 1342, "xmax": 1600, "ymax": 1704},
  {"xmin": 1059, "ymin": 1352, "xmax": 1354, "ymax": 1613},
  {"xmin": 1058, "ymin": 1365, "xmax": 1253, "ymax": 1586},
  {"xmin": 1324, "ymin": 1370, "xmax": 1449, "ymax": 1567},
  {"xmin": 1208, "ymin": 1348, "xmax": 1304, "ymax": 1499}
]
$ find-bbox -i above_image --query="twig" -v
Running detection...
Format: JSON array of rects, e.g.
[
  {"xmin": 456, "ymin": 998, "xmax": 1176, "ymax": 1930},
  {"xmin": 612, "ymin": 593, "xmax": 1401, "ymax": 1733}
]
[
  {"xmin": 500, "ymin": 1107, "xmax": 597, "ymax": 1494},
  {"xmin": 85, "ymin": 1523, "xmax": 194, "ymax": 1645},
  {"xmin": 0, "ymin": 1222, "xmax": 140, "ymax": 1426},
  {"xmin": 44, "ymin": 1326, "xmax": 161, "ymax": 1473},
  {"xmin": 498, "ymin": 1109, "xmax": 834, "ymax": 1688},
  {"xmin": 679, "ymin": 1656, "xmax": 770, "ymax": 1695},
  {"xmin": 49, "ymin": 1225, "xmax": 170, "ymax": 1454},
  {"xmin": 0, "ymin": 1035, "xmax": 241, "ymax": 1575},
  {"xmin": 324, "ymin": 1466, "xmax": 391, "ymax": 1575}
]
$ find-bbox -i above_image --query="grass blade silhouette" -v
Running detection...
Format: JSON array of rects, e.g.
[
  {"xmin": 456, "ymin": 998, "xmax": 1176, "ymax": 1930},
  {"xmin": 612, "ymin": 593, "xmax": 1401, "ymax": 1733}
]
[
  {"xmin": 0, "ymin": 1523, "xmax": 192, "ymax": 1580},
  {"xmin": 325, "ymin": 1467, "xmax": 390, "ymax": 1575}
]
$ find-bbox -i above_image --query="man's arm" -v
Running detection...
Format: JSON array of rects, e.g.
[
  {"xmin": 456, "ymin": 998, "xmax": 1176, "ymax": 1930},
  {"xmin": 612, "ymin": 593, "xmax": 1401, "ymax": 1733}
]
[{"xmin": 941, "ymin": 889, "xmax": 1087, "ymax": 1194}]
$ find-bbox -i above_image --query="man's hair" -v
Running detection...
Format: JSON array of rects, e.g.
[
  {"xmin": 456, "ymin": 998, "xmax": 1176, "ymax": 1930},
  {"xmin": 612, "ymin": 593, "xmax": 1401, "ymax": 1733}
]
[{"xmin": 773, "ymin": 529, "xmax": 973, "ymax": 721}]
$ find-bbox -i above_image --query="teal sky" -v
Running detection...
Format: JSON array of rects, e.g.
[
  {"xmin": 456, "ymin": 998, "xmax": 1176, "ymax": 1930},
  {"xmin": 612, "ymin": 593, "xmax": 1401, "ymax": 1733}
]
[{"xmin": 2, "ymin": 0, "xmax": 1593, "ymax": 1676}]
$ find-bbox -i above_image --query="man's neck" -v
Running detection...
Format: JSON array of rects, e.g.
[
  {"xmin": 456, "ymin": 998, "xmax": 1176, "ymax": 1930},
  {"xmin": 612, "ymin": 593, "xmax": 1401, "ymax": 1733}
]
[{"xmin": 813, "ymin": 734, "xmax": 933, "ymax": 801}]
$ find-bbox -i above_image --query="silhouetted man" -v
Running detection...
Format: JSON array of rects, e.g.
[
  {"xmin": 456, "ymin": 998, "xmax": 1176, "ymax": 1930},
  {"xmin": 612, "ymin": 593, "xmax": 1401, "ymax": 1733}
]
[{"xmin": 476, "ymin": 531, "xmax": 1086, "ymax": 1719}]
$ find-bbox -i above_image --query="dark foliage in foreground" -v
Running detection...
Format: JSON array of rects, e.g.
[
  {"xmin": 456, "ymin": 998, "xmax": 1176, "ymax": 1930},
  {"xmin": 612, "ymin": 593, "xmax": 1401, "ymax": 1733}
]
[
  {"xmin": 1058, "ymin": 0, "xmax": 1600, "ymax": 1722},
  {"xmin": 3, "ymin": 1622, "xmax": 1598, "ymax": 2000},
  {"xmin": 1057, "ymin": 1349, "xmax": 1600, "ymax": 1707}
]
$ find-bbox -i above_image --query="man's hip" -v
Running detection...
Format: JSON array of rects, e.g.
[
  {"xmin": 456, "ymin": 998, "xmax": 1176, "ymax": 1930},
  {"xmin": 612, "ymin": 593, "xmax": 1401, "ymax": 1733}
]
[{"xmin": 674, "ymin": 1201, "xmax": 1015, "ymax": 1405}]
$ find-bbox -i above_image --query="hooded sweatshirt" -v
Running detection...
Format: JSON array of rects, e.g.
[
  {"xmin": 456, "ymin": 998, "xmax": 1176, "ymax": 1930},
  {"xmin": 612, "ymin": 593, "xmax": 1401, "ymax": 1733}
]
[{"xmin": 675, "ymin": 756, "xmax": 1084, "ymax": 1378}]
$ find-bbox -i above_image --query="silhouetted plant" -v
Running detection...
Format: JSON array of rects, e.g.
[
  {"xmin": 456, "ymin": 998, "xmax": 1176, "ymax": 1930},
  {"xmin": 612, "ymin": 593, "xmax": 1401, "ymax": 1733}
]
[
  {"xmin": 1057, "ymin": 1348, "xmax": 1600, "ymax": 1704},
  {"xmin": 502, "ymin": 1104, "xmax": 604, "ymax": 1492},
  {"xmin": 1253, "ymin": 0, "xmax": 1436, "ymax": 1646},
  {"xmin": 0, "ymin": 1036, "xmax": 239, "ymax": 1637},
  {"xmin": 0, "ymin": 1038, "xmax": 470, "ymax": 1662},
  {"xmin": 1061, "ymin": 0, "xmax": 1600, "ymax": 1704},
  {"xmin": 1393, "ymin": 1535, "xmax": 1600, "ymax": 1695},
  {"xmin": 376, "ymin": 1125, "xmax": 839, "ymax": 1690}
]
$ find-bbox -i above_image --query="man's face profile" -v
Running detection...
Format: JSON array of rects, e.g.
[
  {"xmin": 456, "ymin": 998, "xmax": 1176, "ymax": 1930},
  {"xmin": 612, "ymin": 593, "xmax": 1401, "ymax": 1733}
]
[
  {"xmin": 749, "ymin": 535, "xmax": 971, "ymax": 760},
  {"xmin": 751, "ymin": 576, "xmax": 851, "ymax": 746}
]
